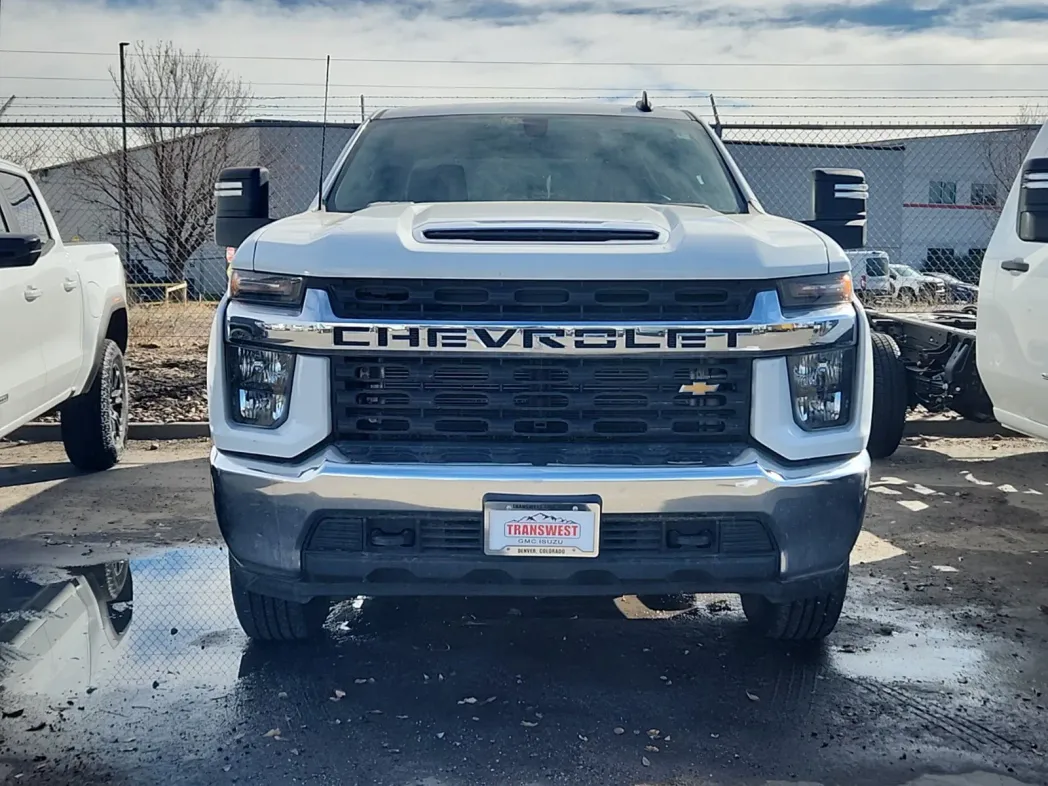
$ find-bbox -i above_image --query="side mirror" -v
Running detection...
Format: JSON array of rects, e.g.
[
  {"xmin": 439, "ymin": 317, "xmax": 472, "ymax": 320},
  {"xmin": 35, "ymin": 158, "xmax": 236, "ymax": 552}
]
[
  {"xmin": 804, "ymin": 168, "xmax": 868, "ymax": 251},
  {"xmin": 0, "ymin": 234, "xmax": 44, "ymax": 269},
  {"xmin": 1018, "ymin": 157, "xmax": 1048, "ymax": 243},
  {"xmin": 215, "ymin": 167, "xmax": 272, "ymax": 248}
]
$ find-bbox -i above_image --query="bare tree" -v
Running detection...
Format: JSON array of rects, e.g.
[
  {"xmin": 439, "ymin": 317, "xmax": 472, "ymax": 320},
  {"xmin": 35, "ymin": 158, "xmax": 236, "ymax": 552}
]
[
  {"xmin": 2, "ymin": 136, "xmax": 47, "ymax": 171},
  {"xmin": 981, "ymin": 105, "xmax": 1045, "ymax": 225},
  {"xmin": 70, "ymin": 41, "xmax": 255, "ymax": 283}
]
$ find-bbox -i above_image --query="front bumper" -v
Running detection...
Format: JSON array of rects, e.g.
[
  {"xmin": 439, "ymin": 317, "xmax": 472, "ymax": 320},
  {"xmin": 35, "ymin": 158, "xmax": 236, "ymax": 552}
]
[{"xmin": 212, "ymin": 446, "xmax": 869, "ymax": 602}]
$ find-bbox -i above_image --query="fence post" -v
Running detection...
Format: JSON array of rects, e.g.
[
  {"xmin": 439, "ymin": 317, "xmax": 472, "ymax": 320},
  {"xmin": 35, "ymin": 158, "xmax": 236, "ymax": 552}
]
[
  {"xmin": 119, "ymin": 42, "xmax": 130, "ymax": 268},
  {"xmin": 709, "ymin": 94, "xmax": 723, "ymax": 138},
  {"xmin": 360, "ymin": 94, "xmax": 365, "ymax": 124}
]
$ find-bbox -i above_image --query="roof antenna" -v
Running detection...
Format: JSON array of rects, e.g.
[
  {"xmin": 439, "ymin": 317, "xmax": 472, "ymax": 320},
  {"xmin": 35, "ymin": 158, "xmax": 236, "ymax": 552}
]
[
  {"xmin": 635, "ymin": 90, "xmax": 653, "ymax": 113},
  {"xmin": 316, "ymin": 54, "xmax": 332, "ymax": 211}
]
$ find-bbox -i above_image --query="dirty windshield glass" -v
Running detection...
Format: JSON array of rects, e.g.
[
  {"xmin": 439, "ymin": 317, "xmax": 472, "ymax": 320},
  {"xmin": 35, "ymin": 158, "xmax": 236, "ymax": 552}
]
[{"xmin": 325, "ymin": 113, "xmax": 746, "ymax": 213}]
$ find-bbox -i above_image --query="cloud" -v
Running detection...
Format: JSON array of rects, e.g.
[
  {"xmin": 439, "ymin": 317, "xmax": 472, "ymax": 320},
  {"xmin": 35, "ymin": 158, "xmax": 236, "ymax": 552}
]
[{"xmin": 1, "ymin": 0, "xmax": 1047, "ymax": 124}]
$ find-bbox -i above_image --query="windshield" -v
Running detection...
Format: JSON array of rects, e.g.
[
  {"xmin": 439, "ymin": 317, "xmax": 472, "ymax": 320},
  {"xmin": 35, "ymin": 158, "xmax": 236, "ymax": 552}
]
[
  {"xmin": 325, "ymin": 113, "xmax": 747, "ymax": 214},
  {"xmin": 866, "ymin": 256, "xmax": 890, "ymax": 277},
  {"xmin": 892, "ymin": 264, "xmax": 920, "ymax": 277}
]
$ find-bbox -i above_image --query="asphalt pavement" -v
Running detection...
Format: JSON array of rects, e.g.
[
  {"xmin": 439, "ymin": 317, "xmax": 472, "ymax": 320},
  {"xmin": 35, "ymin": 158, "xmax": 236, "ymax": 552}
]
[{"xmin": 1, "ymin": 436, "xmax": 1047, "ymax": 786}]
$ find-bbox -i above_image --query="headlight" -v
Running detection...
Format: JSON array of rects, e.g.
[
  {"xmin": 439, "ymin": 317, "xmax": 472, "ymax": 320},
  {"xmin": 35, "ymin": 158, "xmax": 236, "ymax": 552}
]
[
  {"xmin": 227, "ymin": 345, "xmax": 295, "ymax": 428},
  {"xmin": 778, "ymin": 272, "xmax": 853, "ymax": 309},
  {"xmin": 787, "ymin": 348, "xmax": 854, "ymax": 430},
  {"xmin": 230, "ymin": 269, "xmax": 304, "ymax": 307}
]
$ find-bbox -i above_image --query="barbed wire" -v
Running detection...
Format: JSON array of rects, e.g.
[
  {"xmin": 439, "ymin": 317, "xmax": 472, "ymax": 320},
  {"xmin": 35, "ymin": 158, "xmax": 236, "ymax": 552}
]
[{"xmin": 5, "ymin": 48, "xmax": 1048, "ymax": 67}]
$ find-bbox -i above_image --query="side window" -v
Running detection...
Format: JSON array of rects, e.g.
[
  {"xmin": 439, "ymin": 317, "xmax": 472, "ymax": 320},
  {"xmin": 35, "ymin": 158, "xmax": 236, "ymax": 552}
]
[
  {"xmin": 929, "ymin": 180, "xmax": 957, "ymax": 205},
  {"xmin": 0, "ymin": 172, "xmax": 51, "ymax": 241}
]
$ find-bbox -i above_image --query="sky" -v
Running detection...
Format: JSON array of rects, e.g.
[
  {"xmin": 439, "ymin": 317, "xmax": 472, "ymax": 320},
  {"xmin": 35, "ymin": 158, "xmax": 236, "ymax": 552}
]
[{"xmin": 1, "ymin": 0, "xmax": 1048, "ymax": 124}]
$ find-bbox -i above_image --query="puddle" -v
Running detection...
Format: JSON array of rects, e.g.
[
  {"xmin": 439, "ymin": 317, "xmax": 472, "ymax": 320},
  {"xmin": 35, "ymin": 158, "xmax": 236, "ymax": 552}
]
[
  {"xmin": 1, "ymin": 547, "xmax": 243, "ymax": 699},
  {"xmin": 1, "ymin": 546, "xmax": 1045, "ymax": 785},
  {"xmin": 0, "ymin": 544, "xmax": 1028, "ymax": 704}
]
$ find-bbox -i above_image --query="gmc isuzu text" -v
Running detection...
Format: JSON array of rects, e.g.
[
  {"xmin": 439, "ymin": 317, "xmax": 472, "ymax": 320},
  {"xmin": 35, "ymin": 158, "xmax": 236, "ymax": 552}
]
[{"xmin": 208, "ymin": 102, "xmax": 877, "ymax": 643}]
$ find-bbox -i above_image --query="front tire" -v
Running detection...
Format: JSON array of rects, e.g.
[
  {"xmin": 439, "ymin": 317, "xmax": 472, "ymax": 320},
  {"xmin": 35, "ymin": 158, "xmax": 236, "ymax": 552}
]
[
  {"xmin": 60, "ymin": 339, "xmax": 129, "ymax": 472},
  {"xmin": 229, "ymin": 558, "xmax": 331, "ymax": 642},
  {"xmin": 741, "ymin": 568, "xmax": 848, "ymax": 642},
  {"xmin": 867, "ymin": 331, "xmax": 908, "ymax": 460}
]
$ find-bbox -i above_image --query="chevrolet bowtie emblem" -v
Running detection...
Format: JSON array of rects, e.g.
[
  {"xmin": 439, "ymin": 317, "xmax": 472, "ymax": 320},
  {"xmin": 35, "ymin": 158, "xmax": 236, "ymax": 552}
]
[{"xmin": 678, "ymin": 382, "xmax": 720, "ymax": 396}]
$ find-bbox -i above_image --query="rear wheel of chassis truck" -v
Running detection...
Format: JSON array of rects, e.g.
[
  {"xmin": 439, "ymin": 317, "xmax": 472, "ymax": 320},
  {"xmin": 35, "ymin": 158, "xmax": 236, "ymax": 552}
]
[
  {"xmin": 867, "ymin": 331, "xmax": 908, "ymax": 460},
  {"xmin": 741, "ymin": 568, "xmax": 848, "ymax": 642},
  {"xmin": 60, "ymin": 339, "xmax": 129, "ymax": 472},
  {"xmin": 229, "ymin": 558, "xmax": 331, "ymax": 642}
]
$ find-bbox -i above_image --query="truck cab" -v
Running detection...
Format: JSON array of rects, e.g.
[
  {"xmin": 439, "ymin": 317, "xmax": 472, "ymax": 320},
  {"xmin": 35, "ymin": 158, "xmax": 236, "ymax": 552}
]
[
  {"xmin": 0, "ymin": 159, "xmax": 130, "ymax": 470},
  {"xmin": 208, "ymin": 102, "xmax": 875, "ymax": 645},
  {"xmin": 976, "ymin": 121, "xmax": 1048, "ymax": 441}
]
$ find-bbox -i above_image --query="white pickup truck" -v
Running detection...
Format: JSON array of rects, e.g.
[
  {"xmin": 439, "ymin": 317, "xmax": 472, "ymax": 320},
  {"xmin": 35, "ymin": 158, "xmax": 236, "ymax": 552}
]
[
  {"xmin": 0, "ymin": 159, "xmax": 130, "ymax": 470},
  {"xmin": 209, "ymin": 102, "xmax": 878, "ymax": 643},
  {"xmin": 865, "ymin": 119, "xmax": 1048, "ymax": 456}
]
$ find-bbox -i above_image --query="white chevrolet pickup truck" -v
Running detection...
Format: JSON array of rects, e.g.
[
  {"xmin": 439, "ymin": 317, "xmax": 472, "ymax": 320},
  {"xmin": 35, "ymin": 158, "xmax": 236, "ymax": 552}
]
[
  {"xmin": 0, "ymin": 159, "xmax": 130, "ymax": 470},
  {"xmin": 208, "ymin": 102, "xmax": 879, "ymax": 643}
]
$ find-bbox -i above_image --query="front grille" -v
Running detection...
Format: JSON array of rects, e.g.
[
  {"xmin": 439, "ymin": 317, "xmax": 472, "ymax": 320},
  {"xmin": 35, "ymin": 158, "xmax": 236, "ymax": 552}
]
[
  {"xmin": 305, "ymin": 513, "xmax": 776, "ymax": 557},
  {"xmin": 315, "ymin": 278, "xmax": 761, "ymax": 321},
  {"xmin": 331, "ymin": 356, "xmax": 751, "ymax": 449},
  {"xmin": 332, "ymin": 442, "xmax": 749, "ymax": 467}
]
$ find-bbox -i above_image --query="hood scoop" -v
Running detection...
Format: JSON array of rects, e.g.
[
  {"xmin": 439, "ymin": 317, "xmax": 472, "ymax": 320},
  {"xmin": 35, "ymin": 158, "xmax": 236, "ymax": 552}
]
[{"xmin": 421, "ymin": 225, "xmax": 662, "ymax": 243}]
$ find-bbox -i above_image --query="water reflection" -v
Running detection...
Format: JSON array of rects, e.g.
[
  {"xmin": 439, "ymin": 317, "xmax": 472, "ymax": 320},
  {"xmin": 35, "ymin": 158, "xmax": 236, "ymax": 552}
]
[{"xmin": 0, "ymin": 560, "xmax": 133, "ymax": 696}]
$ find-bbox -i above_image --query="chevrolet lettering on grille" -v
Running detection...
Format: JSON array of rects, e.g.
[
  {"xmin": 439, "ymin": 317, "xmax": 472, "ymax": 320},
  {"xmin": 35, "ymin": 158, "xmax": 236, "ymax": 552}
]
[{"xmin": 331, "ymin": 325, "xmax": 757, "ymax": 352}]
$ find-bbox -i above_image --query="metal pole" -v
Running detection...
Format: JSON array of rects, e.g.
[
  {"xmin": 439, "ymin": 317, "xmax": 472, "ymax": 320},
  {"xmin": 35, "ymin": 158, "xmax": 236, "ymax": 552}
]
[
  {"xmin": 360, "ymin": 94, "xmax": 365, "ymax": 124},
  {"xmin": 709, "ymin": 94, "xmax": 723, "ymax": 138},
  {"xmin": 119, "ymin": 42, "xmax": 130, "ymax": 268}
]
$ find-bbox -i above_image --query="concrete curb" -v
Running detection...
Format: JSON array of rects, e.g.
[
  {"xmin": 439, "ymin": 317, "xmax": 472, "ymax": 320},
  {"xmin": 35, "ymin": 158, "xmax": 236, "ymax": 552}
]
[
  {"xmin": 8, "ymin": 418, "xmax": 1015, "ymax": 444},
  {"xmin": 904, "ymin": 419, "xmax": 1016, "ymax": 439},
  {"xmin": 10, "ymin": 421, "xmax": 210, "ymax": 442}
]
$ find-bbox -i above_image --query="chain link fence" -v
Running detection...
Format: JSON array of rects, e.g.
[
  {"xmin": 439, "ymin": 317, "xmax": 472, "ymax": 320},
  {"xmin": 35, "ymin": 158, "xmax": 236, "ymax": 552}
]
[{"xmin": 0, "ymin": 115, "xmax": 1040, "ymax": 421}]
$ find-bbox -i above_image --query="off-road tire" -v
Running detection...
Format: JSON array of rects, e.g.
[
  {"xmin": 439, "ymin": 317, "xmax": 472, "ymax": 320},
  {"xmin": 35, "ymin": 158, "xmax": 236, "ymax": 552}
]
[
  {"xmin": 229, "ymin": 558, "xmax": 331, "ymax": 642},
  {"xmin": 741, "ymin": 568, "xmax": 848, "ymax": 642},
  {"xmin": 867, "ymin": 331, "xmax": 908, "ymax": 460},
  {"xmin": 60, "ymin": 339, "xmax": 129, "ymax": 472}
]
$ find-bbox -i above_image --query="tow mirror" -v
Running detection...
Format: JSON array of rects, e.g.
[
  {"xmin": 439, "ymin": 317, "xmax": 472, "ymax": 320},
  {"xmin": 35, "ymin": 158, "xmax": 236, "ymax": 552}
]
[
  {"xmin": 804, "ymin": 168, "xmax": 868, "ymax": 251},
  {"xmin": 1018, "ymin": 157, "xmax": 1048, "ymax": 243},
  {"xmin": 215, "ymin": 167, "xmax": 272, "ymax": 248},
  {"xmin": 0, "ymin": 233, "xmax": 44, "ymax": 269}
]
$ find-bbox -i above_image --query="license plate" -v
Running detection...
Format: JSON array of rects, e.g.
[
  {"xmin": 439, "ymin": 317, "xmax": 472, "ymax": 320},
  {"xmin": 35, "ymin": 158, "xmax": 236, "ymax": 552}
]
[{"xmin": 484, "ymin": 499, "xmax": 600, "ymax": 558}]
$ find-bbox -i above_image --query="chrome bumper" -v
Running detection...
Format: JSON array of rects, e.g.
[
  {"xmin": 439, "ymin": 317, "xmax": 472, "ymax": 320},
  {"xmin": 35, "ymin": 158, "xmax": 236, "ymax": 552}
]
[{"xmin": 211, "ymin": 446, "xmax": 869, "ymax": 598}]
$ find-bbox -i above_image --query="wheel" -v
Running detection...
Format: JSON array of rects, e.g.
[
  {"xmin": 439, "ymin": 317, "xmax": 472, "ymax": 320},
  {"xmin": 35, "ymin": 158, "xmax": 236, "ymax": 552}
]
[
  {"xmin": 867, "ymin": 332, "xmax": 908, "ymax": 460},
  {"xmin": 60, "ymin": 339, "xmax": 129, "ymax": 472},
  {"xmin": 82, "ymin": 560, "xmax": 131, "ymax": 602},
  {"xmin": 897, "ymin": 288, "xmax": 916, "ymax": 306},
  {"xmin": 741, "ymin": 568, "xmax": 848, "ymax": 642},
  {"xmin": 229, "ymin": 558, "xmax": 331, "ymax": 642}
]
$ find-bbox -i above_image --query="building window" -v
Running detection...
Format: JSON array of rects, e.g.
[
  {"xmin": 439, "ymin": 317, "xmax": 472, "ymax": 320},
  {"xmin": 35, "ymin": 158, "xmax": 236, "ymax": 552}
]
[
  {"xmin": 929, "ymin": 181, "xmax": 957, "ymax": 205},
  {"xmin": 970, "ymin": 183, "xmax": 997, "ymax": 207}
]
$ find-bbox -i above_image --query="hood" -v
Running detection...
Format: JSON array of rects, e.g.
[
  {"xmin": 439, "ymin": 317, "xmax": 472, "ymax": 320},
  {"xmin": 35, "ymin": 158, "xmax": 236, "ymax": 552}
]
[{"xmin": 246, "ymin": 202, "xmax": 838, "ymax": 280}]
